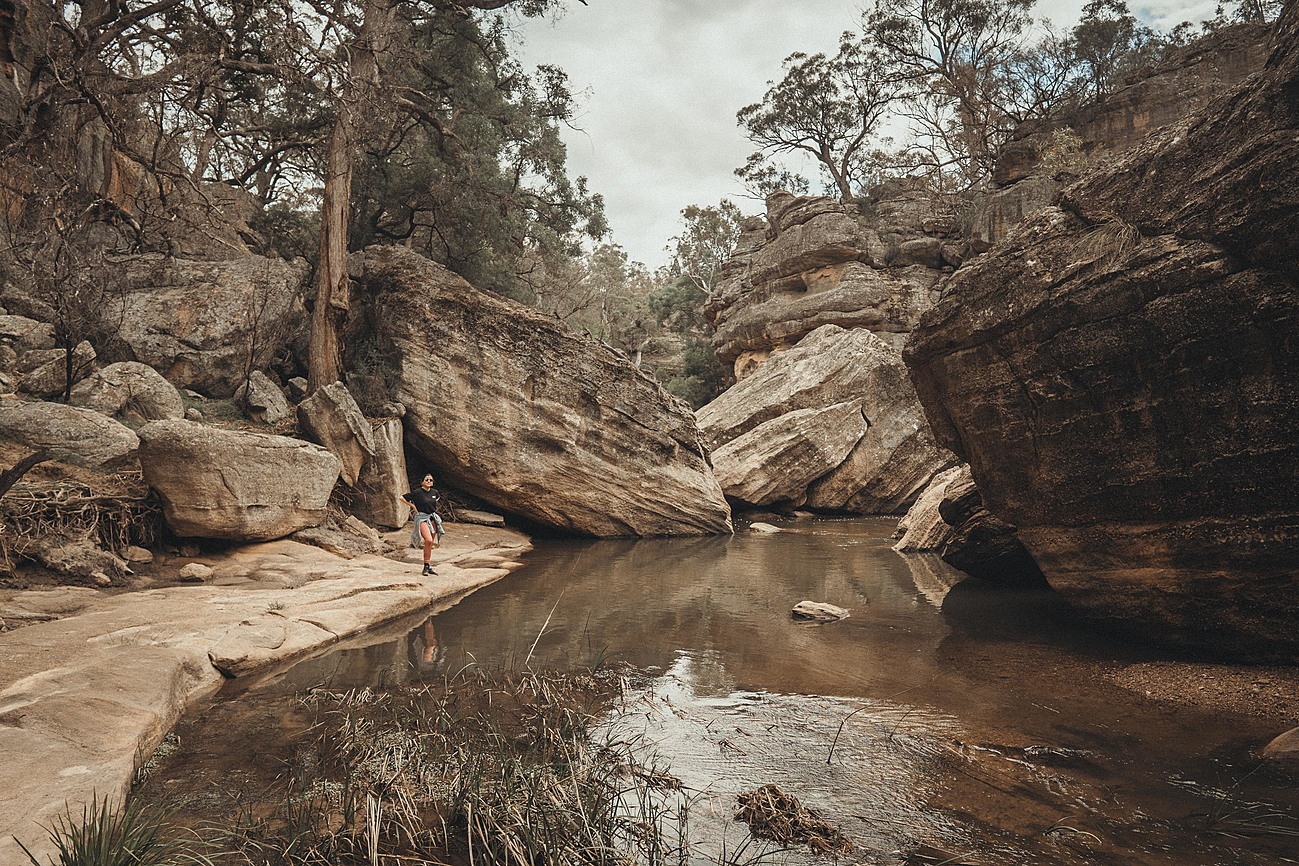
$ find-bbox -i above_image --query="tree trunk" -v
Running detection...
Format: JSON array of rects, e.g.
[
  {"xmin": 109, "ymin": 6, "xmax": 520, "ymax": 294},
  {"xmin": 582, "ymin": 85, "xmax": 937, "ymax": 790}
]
[
  {"xmin": 306, "ymin": 0, "xmax": 397, "ymax": 393},
  {"xmin": 308, "ymin": 117, "xmax": 352, "ymax": 391}
]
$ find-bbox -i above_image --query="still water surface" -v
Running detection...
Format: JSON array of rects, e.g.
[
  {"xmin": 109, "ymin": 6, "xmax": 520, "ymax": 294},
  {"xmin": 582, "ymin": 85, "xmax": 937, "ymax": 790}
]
[{"xmin": 239, "ymin": 518, "xmax": 1297, "ymax": 865}]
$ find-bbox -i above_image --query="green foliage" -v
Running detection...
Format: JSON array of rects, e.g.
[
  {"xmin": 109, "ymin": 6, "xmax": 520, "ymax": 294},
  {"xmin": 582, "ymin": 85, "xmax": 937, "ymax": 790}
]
[
  {"xmin": 348, "ymin": 13, "xmax": 606, "ymax": 300},
  {"xmin": 1071, "ymin": 0, "xmax": 1160, "ymax": 98},
  {"xmin": 660, "ymin": 340, "xmax": 730, "ymax": 409},
  {"xmin": 665, "ymin": 201, "xmax": 745, "ymax": 293},
  {"xmin": 863, "ymin": 0, "xmax": 1055, "ymax": 186},
  {"xmin": 16, "ymin": 794, "xmax": 210, "ymax": 866},
  {"xmin": 736, "ymin": 34, "xmax": 901, "ymax": 200},
  {"xmin": 1037, "ymin": 127, "xmax": 1089, "ymax": 179}
]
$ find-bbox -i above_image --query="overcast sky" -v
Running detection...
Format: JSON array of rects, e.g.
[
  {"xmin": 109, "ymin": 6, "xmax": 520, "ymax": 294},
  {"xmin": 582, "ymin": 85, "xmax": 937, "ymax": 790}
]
[{"xmin": 510, "ymin": 0, "xmax": 1221, "ymax": 268}]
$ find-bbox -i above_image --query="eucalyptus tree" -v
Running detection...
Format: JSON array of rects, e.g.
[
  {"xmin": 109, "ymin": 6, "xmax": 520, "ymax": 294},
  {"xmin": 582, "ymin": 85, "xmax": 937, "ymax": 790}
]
[
  {"xmin": 863, "ymin": 0, "xmax": 1046, "ymax": 186},
  {"xmin": 736, "ymin": 33, "xmax": 902, "ymax": 201},
  {"xmin": 1071, "ymin": 0, "xmax": 1158, "ymax": 99}
]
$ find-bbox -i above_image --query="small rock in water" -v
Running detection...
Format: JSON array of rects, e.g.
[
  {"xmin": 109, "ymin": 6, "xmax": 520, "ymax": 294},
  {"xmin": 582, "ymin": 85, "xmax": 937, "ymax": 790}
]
[
  {"xmin": 749, "ymin": 522, "xmax": 782, "ymax": 533},
  {"xmin": 178, "ymin": 563, "xmax": 213, "ymax": 583},
  {"xmin": 791, "ymin": 600, "xmax": 850, "ymax": 622},
  {"xmin": 1262, "ymin": 726, "xmax": 1299, "ymax": 768}
]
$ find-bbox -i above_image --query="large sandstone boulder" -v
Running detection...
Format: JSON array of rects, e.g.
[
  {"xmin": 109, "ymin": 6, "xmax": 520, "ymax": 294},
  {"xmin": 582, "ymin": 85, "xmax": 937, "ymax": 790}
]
[
  {"xmin": 106, "ymin": 255, "xmax": 307, "ymax": 397},
  {"xmin": 17, "ymin": 341, "xmax": 96, "ymax": 398},
  {"xmin": 699, "ymin": 325, "xmax": 955, "ymax": 513},
  {"xmin": 904, "ymin": 9, "xmax": 1299, "ymax": 658},
  {"xmin": 895, "ymin": 465, "xmax": 1046, "ymax": 585},
  {"xmin": 69, "ymin": 361, "xmax": 184, "ymax": 423},
  {"xmin": 711, "ymin": 401, "xmax": 867, "ymax": 507},
  {"xmin": 137, "ymin": 420, "xmax": 341, "ymax": 541},
  {"xmin": 705, "ymin": 190, "xmax": 944, "ymax": 373},
  {"xmin": 297, "ymin": 381, "xmax": 375, "ymax": 486},
  {"xmin": 359, "ymin": 245, "xmax": 731, "ymax": 537},
  {"xmin": 353, "ymin": 418, "xmax": 409, "ymax": 530},
  {"xmin": 0, "ymin": 315, "xmax": 55, "ymax": 353},
  {"xmin": 0, "ymin": 400, "xmax": 139, "ymax": 469}
]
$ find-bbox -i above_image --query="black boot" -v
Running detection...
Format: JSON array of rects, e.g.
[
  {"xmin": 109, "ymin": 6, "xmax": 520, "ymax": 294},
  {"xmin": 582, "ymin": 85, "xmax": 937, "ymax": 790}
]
[{"xmin": 422, "ymin": 563, "xmax": 433, "ymax": 576}]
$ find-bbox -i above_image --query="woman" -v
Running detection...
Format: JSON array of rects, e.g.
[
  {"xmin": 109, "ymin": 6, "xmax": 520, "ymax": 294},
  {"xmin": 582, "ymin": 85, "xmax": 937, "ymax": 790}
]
[{"xmin": 403, "ymin": 473, "xmax": 445, "ymax": 575}]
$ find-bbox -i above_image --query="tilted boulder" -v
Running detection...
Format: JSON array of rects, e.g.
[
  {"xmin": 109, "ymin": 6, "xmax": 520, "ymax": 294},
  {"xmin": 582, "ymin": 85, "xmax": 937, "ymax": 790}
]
[
  {"xmin": 699, "ymin": 325, "xmax": 955, "ymax": 513},
  {"xmin": 711, "ymin": 401, "xmax": 867, "ymax": 508},
  {"xmin": 297, "ymin": 381, "xmax": 375, "ymax": 486},
  {"xmin": 352, "ymin": 418, "xmax": 409, "ymax": 530},
  {"xmin": 235, "ymin": 370, "xmax": 291, "ymax": 425},
  {"xmin": 358, "ymin": 245, "xmax": 731, "ymax": 537},
  {"xmin": 0, "ymin": 400, "xmax": 138, "ymax": 469},
  {"xmin": 69, "ymin": 361, "xmax": 184, "ymax": 423},
  {"xmin": 894, "ymin": 465, "xmax": 1045, "ymax": 585},
  {"xmin": 107, "ymin": 255, "xmax": 307, "ymax": 397},
  {"xmin": 137, "ymin": 419, "xmax": 340, "ymax": 541},
  {"xmin": 904, "ymin": 9, "xmax": 1299, "ymax": 658}
]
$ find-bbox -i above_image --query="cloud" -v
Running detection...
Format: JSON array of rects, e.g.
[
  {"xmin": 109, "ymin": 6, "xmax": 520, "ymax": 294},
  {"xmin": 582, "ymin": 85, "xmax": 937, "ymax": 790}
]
[{"xmin": 511, "ymin": 0, "xmax": 1229, "ymax": 267}]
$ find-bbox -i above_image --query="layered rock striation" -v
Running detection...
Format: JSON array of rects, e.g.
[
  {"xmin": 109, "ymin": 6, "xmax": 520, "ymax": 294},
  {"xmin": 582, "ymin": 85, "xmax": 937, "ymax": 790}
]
[
  {"xmin": 359, "ymin": 245, "xmax": 732, "ymax": 537},
  {"xmin": 699, "ymin": 326, "xmax": 955, "ymax": 513},
  {"xmin": 705, "ymin": 190, "xmax": 948, "ymax": 377},
  {"xmin": 905, "ymin": 9, "xmax": 1299, "ymax": 658}
]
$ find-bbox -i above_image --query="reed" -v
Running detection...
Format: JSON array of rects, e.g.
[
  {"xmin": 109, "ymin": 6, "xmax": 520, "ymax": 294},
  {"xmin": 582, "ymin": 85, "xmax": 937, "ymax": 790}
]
[{"xmin": 216, "ymin": 668, "xmax": 695, "ymax": 866}]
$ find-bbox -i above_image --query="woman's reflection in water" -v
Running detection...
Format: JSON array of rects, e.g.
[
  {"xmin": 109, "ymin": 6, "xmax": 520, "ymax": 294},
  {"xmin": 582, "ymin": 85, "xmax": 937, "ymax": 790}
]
[{"xmin": 408, "ymin": 616, "xmax": 446, "ymax": 678}]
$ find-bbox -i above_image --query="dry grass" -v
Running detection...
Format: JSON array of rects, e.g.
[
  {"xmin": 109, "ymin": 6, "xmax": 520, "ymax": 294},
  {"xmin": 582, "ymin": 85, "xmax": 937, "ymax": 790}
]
[
  {"xmin": 209, "ymin": 668, "xmax": 696, "ymax": 866},
  {"xmin": 734, "ymin": 784, "xmax": 853, "ymax": 858}
]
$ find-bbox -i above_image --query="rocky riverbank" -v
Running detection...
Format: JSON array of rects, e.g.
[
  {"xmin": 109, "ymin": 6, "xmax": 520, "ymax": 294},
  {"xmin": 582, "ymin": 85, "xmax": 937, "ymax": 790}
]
[{"xmin": 0, "ymin": 522, "xmax": 532, "ymax": 866}]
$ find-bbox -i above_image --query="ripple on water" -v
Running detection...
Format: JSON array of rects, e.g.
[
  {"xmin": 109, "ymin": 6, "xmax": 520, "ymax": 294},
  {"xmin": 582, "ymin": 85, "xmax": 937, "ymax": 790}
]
[{"xmin": 601, "ymin": 651, "xmax": 979, "ymax": 864}]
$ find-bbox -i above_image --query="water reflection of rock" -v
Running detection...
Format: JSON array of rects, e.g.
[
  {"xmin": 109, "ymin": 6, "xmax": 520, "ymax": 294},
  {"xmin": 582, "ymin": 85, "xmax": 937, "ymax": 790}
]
[{"xmin": 897, "ymin": 553, "xmax": 966, "ymax": 609}]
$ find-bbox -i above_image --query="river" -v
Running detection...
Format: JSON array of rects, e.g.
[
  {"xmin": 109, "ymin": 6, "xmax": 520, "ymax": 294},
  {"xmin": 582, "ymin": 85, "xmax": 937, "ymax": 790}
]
[{"xmin": 162, "ymin": 517, "xmax": 1298, "ymax": 865}]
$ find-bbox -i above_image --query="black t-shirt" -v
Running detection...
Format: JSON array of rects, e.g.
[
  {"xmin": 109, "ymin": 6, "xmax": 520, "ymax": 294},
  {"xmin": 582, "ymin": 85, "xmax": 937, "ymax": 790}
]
[{"xmin": 404, "ymin": 488, "xmax": 441, "ymax": 514}]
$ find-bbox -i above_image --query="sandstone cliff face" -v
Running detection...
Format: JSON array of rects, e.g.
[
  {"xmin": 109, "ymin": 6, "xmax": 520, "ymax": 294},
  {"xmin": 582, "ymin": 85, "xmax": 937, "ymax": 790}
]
[
  {"xmin": 905, "ymin": 9, "xmax": 1299, "ymax": 658},
  {"xmin": 704, "ymin": 189, "xmax": 948, "ymax": 377},
  {"xmin": 360, "ymin": 246, "xmax": 732, "ymax": 537},
  {"xmin": 699, "ymin": 188, "xmax": 957, "ymax": 516}
]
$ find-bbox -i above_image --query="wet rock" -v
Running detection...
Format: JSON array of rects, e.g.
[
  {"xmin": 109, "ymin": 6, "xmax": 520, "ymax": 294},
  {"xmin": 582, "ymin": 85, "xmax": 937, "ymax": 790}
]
[
  {"xmin": 1261, "ymin": 727, "xmax": 1299, "ymax": 768},
  {"xmin": 297, "ymin": 381, "xmax": 374, "ymax": 487},
  {"xmin": 177, "ymin": 563, "xmax": 212, "ymax": 583},
  {"xmin": 69, "ymin": 361, "xmax": 184, "ymax": 423},
  {"xmin": 18, "ymin": 341, "xmax": 96, "ymax": 398},
  {"xmin": 935, "ymin": 469, "xmax": 1046, "ymax": 586},
  {"xmin": 137, "ymin": 419, "xmax": 340, "ymax": 541},
  {"xmin": 791, "ymin": 601, "xmax": 850, "ymax": 622},
  {"xmin": 700, "ymin": 325, "xmax": 955, "ymax": 513},
  {"xmin": 359, "ymin": 245, "xmax": 731, "ymax": 537},
  {"xmin": 0, "ymin": 400, "xmax": 139, "ymax": 469},
  {"xmin": 904, "ymin": 10, "xmax": 1299, "ymax": 658},
  {"xmin": 749, "ymin": 522, "xmax": 782, "ymax": 533},
  {"xmin": 351, "ymin": 418, "xmax": 408, "ymax": 529},
  {"xmin": 235, "ymin": 371, "xmax": 290, "ymax": 425}
]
